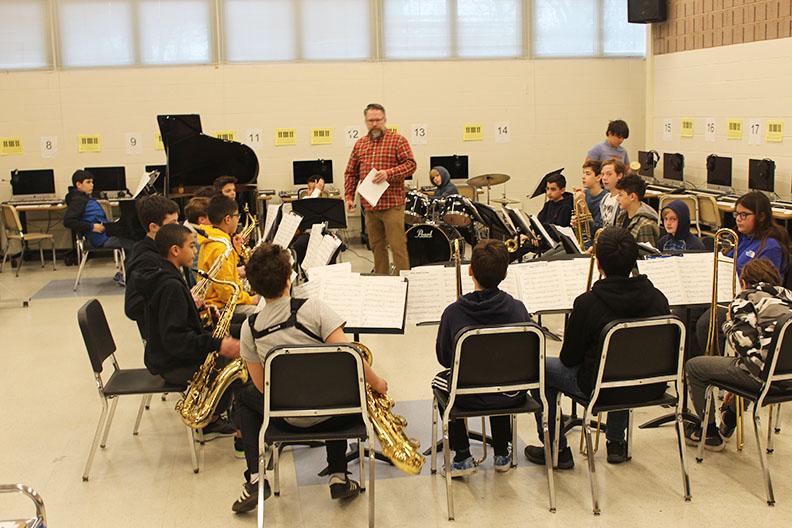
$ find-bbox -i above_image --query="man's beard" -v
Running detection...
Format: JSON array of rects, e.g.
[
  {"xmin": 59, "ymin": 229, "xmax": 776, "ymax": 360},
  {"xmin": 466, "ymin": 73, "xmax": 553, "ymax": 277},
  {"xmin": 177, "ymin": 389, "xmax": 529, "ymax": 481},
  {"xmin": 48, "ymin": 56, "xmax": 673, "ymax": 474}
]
[{"xmin": 369, "ymin": 128, "xmax": 382, "ymax": 138}]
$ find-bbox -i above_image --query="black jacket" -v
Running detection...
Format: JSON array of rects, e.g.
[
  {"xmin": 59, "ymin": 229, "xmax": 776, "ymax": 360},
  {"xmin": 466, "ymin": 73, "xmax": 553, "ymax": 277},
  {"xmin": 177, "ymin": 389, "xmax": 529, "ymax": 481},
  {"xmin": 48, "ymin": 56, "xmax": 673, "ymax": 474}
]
[
  {"xmin": 139, "ymin": 261, "xmax": 221, "ymax": 375},
  {"xmin": 537, "ymin": 192, "xmax": 573, "ymax": 228},
  {"xmin": 560, "ymin": 275, "xmax": 670, "ymax": 395},
  {"xmin": 63, "ymin": 187, "xmax": 93, "ymax": 234},
  {"xmin": 125, "ymin": 236, "xmax": 162, "ymax": 338}
]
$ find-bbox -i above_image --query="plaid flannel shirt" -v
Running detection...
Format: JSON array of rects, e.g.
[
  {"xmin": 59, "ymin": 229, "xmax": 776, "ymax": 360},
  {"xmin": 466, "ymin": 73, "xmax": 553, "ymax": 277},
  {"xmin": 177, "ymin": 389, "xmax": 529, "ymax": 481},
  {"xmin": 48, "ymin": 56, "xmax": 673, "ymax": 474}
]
[{"xmin": 344, "ymin": 129, "xmax": 416, "ymax": 211}]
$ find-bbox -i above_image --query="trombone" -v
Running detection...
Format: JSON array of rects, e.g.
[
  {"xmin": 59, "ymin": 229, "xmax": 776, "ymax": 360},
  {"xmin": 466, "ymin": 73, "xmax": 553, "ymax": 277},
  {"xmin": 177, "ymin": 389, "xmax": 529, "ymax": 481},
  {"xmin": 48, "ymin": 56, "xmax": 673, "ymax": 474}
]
[{"xmin": 705, "ymin": 228, "xmax": 743, "ymax": 449}]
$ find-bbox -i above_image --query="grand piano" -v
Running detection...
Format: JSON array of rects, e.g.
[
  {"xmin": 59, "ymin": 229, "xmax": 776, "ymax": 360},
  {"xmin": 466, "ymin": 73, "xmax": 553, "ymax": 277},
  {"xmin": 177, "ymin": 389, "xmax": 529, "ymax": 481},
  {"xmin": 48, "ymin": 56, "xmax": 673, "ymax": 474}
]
[{"xmin": 157, "ymin": 114, "xmax": 259, "ymax": 212}]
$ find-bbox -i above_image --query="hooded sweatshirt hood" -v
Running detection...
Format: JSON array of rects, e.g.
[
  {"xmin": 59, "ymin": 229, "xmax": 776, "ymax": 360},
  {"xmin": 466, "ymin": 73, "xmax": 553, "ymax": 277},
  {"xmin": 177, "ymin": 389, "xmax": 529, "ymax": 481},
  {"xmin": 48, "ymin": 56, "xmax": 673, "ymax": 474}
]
[
  {"xmin": 590, "ymin": 274, "xmax": 658, "ymax": 315},
  {"xmin": 431, "ymin": 166, "xmax": 459, "ymax": 199},
  {"xmin": 453, "ymin": 288, "xmax": 520, "ymax": 322},
  {"xmin": 661, "ymin": 200, "xmax": 691, "ymax": 241}
]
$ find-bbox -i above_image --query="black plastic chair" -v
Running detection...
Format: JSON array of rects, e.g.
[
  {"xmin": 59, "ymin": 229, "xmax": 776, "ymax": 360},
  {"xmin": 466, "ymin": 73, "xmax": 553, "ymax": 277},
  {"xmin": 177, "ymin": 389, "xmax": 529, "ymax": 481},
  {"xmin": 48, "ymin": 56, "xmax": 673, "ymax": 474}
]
[
  {"xmin": 557, "ymin": 315, "xmax": 690, "ymax": 515},
  {"xmin": 78, "ymin": 299, "xmax": 198, "ymax": 481},
  {"xmin": 257, "ymin": 343, "xmax": 375, "ymax": 528},
  {"xmin": 430, "ymin": 323, "xmax": 555, "ymax": 520},
  {"xmin": 697, "ymin": 313, "xmax": 792, "ymax": 506}
]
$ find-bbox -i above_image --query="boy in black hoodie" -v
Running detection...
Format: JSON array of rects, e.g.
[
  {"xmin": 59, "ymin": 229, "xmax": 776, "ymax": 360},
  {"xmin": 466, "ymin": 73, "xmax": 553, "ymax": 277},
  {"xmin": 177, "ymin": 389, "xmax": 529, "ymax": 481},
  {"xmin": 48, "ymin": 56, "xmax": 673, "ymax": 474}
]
[
  {"xmin": 537, "ymin": 172, "xmax": 573, "ymax": 232},
  {"xmin": 524, "ymin": 227, "xmax": 670, "ymax": 468},
  {"xmin": 124, "ymin": 195, "xmax": 180, "ymax": 339},
  {"xmin": 657, "ymin": 200, "xmax": 705, "ymax": 252},
  {"xmin": 430, "ymin": 166, "xmax": 458, "ymax": 199},
  {"xmin": 431, "ymin": 239, "xmax": 531, "ymax": 476},
  {"xmin": 140, "ymin": 223, "xmax": 240, "ymax": 438}
]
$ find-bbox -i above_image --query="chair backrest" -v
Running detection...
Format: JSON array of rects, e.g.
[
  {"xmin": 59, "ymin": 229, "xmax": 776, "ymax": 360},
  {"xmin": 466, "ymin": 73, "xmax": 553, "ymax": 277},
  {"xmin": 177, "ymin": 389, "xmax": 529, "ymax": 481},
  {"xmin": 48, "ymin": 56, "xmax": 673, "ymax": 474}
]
[
  {"xmin": 659, "ymin": 194, "xmax": 700, "ymax": 236},
  {"xmin": 696, "ymin": 195, "xmax": 722, "ymax": 228},
  {"xmin": 456, "ymin": 184, "xmax": 475, "ymax": 201},
  {"xmin": 450, "ymin": 323, "xmax": 544, "ymax": 396},
  {"xmin": 77, "ymin": 299, "xmax": 117, "ymax": 374},
  {"xmin": 761, "ymin": 312, "xmax": 792, "ymax": 386},
  {"xmin": 97, "ymin": 199, "xmax": 114, "ymax": 221},
  {"xmin": 590, "ymin": 316, "xmax": 685, "ymax": 404},
  {"xmin": 297, "ymin": 188, "xmax": 329, "ymax": 199},
  {"xmin": 264, "ymin": 344, "xmax": 366, "ymax": 416},
  {"xmin": 1, "ymin": 204, "xmax": 23, "ymax": 234}
]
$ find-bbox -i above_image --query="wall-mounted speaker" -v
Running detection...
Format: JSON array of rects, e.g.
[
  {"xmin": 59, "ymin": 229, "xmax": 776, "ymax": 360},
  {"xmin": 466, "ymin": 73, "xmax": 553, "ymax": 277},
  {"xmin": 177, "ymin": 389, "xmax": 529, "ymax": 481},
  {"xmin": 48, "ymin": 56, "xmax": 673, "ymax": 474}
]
[{"xmin": 628, "ymin": 0, "xmax": 667, "ymax": 24}]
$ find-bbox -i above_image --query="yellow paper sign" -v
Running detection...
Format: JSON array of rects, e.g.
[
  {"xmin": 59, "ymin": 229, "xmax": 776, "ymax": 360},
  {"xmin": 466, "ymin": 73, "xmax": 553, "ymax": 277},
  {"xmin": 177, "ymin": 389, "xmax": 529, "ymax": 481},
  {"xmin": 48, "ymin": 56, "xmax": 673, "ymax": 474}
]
[
  {"xmin": 680, "ymin": 119, "xmax": 694, "ymax": 138},
  {"xmin": 0, "ymin": 137, "xmax": 22, "ymax": 156},
  {"xmin": 767, "ymin": 120, "xmax": 784, "ymax": 142},
  {"xmin": 78, "ymin": 135, "xmax": 101, "ymax": 152},
  {"xmin": 311, "ymin": 128, "xmax": 332, "ymax": 145},
  {"xmin": 727, "ymin": 119, "xmax": 743, "ymax": 140},
  {"xmin": 215, "ymin": 130, "xmax": 236, "ymax": 142},
  {"xmin": 463, "ymin": 124, "xmax": 483, "ymax": 141},
  {"xmin": 275, "ymin": 129, "xmax": 296, "ymax": 146},
  {"xmin": 156, "ymin": 134, "xmax": 164, "ymax": 151},
  {"xmin": 386, "ymin": 126, "xmax": 400, "ymax": 135}
]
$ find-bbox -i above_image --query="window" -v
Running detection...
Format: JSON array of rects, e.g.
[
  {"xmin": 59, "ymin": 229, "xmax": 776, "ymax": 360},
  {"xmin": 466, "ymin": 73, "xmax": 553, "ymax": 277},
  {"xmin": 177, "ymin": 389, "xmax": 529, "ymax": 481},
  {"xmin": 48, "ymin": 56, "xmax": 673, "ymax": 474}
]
[
  {"xmin": 0, "ymin": 0, "xmax": 50, "ymax": 69},
  {"xmin": 456, "ymin": 0, "xmax": 521, "ymax": 58},
  {"xmin": 139, "ymin": 0, "xmax": 212, "ymax": 65},
  {"xmin": 224, "ymin": 0, "xmax": 297, "ymax": 61},
  {"xmin": 301, "ymin": 0, "xmax": 370, "ymax": 60},
  {"xmin": 383, "ymin": 0, "xmax": 450, "ymax": 59},
  {"xmin": 59, "ymin": 1, "xmax": 135, "ymax": 67},
  {"xmin": 533, "ymin": 0, "xmax": 645, "ymax": 57}
]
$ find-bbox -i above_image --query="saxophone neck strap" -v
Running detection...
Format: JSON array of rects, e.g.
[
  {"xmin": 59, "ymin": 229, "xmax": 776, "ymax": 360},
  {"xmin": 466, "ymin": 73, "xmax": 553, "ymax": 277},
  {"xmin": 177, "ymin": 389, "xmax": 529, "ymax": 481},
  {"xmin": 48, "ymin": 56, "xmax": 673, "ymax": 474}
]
[{"xmin": 247, "ymin": 297, "xmax": 322, "ymax": 342}]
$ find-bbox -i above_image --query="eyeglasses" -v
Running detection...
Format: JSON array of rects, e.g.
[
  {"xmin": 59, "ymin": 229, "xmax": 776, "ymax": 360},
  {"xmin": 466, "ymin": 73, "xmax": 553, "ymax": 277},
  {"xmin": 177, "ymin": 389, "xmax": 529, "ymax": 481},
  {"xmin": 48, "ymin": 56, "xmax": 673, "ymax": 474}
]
[
  {"xmin": 229, "ymin": 213, "xmax": 240, "ymax": 219},
  {"xmin": 733, "ymin": 211, "xmax": 754, "ymax": 220}
]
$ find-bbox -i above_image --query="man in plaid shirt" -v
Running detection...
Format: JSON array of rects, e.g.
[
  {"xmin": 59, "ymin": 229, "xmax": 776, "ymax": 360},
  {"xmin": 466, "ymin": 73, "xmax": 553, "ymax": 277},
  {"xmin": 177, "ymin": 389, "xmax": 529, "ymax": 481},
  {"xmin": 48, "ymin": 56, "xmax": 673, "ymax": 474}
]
[{"xmin": 345, "ymin": 103, "xmax": 416, "ymax": 275}]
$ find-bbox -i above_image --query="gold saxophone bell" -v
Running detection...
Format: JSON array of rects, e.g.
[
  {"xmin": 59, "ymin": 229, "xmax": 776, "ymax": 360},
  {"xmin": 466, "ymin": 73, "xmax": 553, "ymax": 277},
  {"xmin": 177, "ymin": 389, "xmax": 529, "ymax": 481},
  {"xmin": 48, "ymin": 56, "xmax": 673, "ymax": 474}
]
[{"xmin": 352, "ymin": 342, "xmax": 425, "ymax": 475}]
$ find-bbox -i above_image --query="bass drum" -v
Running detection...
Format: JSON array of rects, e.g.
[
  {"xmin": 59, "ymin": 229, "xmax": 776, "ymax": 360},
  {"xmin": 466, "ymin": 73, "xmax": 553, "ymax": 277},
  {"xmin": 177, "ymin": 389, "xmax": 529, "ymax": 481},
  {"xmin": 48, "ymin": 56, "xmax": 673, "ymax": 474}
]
[
  {"xmin": 406, "ymin": 224, "xmax": 464, "ymax": 268},
  {"xmin": 404, "ymin": 192, "xmax": 430, "ymax": 225},
  {"xmin": 440, "ymin": 194, "xmax": 477, "ymax": 227}
]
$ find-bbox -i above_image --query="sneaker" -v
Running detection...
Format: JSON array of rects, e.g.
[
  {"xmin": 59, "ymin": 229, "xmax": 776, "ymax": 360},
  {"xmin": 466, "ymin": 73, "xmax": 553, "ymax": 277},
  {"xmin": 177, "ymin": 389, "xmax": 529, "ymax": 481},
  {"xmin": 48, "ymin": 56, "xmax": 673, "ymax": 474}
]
[
  {"xmin": 524, "ymin": 445, "xmax": 574, "ymax": 470},
  {"xmin": 199, "ymin": 418, "xmax": 236, "ymax": 441},
  {"xmin": 441, "ymin": 456, "xmax": 477, "ymax": 478},
  {"xmin": 684, "ymin": 423, "xmax": 726, "ymax": 452},
  {"xmin": 719, "ymin": 406, "xmax": 737, "ymax": 439},
  {"xmin": 234, "ymin": 436, "xmax": 245, "ymax": 459},
  {"xmin": 606, "ymin": 440, "xmax": 627, "ymax": 464},
  {"xmin": 329, "ymin": 474, "xmax": 361, "ymax": 500},
  {"xmin": 232, "ymin": 478, "xmax": 271, "ymax": 513},
  {"xmin": 113, "ymin": 271, "xmax": 125, "ymax": 287},
  {"xmin": 494, "ymin": 447, "xmax": 513, "ymax": 473}
]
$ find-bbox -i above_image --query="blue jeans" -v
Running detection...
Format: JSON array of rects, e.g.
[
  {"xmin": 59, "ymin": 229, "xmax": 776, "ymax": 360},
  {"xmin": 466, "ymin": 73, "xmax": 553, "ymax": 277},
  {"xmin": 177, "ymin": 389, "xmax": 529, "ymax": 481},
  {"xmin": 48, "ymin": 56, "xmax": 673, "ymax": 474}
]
[
  {"xmin": 103, "ymin": 236, "xmax": 134, "ymax": 251},
  {"xmin": 532, "ymin": 358, "xmax": 629, "ymax": 449}
]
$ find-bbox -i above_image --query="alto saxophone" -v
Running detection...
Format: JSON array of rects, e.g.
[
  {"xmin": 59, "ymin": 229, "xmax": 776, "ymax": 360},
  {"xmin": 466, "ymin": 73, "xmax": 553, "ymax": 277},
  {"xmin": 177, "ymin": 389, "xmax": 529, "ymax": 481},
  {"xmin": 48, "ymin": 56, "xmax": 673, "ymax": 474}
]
[
  {"xmin": 239, "ymin": 204, "xmax": 258, "ymax": 262},
  {"xmin": 176, "ymin": 273, "xmax": 249, "ymax": 429},
  {"xmin": 192, "ymin": 234, "xmax": 233, "ymax": 328},
  {"xmin": 353, "ymin": 342, "xmax": 425, "ymax": 475}
]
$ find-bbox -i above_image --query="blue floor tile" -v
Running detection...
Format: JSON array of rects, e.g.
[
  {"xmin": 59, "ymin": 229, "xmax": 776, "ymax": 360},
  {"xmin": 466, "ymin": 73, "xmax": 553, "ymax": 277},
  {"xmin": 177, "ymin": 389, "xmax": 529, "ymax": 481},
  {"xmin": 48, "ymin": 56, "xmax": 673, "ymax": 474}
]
[{"xmin": 32, "ymin": 277, "xmax": 125, "ymax": 299}]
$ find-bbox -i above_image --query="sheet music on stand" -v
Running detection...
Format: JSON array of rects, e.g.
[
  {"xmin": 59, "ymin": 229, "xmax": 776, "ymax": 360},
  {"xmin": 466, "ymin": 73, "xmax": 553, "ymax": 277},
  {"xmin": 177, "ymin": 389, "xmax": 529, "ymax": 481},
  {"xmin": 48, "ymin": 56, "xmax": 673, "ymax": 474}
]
[
  {"xmin": 272, "ymin": 211, "xmax": 302, "ymax": 249},
  {"xmin": 637, "ymin": 252, "xmax": 736, "ymax": 306},
  {"xmin": 293, "ymin": 265, "xmax": 408, "ymax": 332},
  {"xmin": 263, "ymin": 203, "xmax": 282, "ymax": 242},
  {"xmin": 303, "ymin": 226, "xmax": 343, "ymax": 275}
]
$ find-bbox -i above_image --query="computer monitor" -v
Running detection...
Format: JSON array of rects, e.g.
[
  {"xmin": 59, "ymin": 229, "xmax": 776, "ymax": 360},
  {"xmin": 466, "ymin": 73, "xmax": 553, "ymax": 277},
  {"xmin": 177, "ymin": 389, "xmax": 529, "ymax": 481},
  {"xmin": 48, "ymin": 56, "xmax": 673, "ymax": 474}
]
[
  {"xmin": 662, "ymin": 153, "xmax": 684, "ymax": 183},
  {"xmin": 748, "ymin": 158, "xmax": 775, "ymax": 193},
  {"xmin": 293, "ymin": 159, "xmax": 333, "ymax": 185},
  {"xmin": 705, "ymin": 154, "xmax": 732, "ymax": 190},
  {"xmin": 10, "ymin": 169, "xmax": 56, "ymax": 200},
  {"xmin": 429, "ymin": 155, "xmax": 469, "ymax": 181},
  {"xmin": 638, "ymin": 150, "xmax": 659, "ymax": 179},
  {"xmin": 85, "ymin": 166, "xmax": 127, "ymax": 197},
  {"xmin": 145, "ymin": 164, "xmax": 166, "ymax": 193}
]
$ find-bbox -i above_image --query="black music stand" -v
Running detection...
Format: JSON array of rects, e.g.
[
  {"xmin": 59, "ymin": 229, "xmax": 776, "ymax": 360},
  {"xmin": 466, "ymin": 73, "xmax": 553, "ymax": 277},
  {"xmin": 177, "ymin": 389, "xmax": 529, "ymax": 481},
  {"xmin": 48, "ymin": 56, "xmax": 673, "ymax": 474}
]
[
  {"xmin": 291, "ymin": 198, "xmax": 347, "ymax": 231},
  {"xmin": 530, "ymin": 168, "xmax": 564, "ymax": 199}
]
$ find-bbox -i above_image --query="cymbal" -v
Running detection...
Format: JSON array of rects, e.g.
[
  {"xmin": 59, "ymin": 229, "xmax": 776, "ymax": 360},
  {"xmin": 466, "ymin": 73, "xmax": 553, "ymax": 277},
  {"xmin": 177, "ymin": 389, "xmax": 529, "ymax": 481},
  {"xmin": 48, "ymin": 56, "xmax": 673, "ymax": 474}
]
[{"xmin": 467, "ymin": 173, "xmax": 510, "ymax": 188}]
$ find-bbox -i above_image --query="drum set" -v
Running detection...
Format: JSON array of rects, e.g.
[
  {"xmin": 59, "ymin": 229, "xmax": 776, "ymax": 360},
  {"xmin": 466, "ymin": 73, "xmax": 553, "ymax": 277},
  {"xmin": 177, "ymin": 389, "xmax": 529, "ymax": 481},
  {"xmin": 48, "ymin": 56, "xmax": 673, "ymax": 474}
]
[{"xmin": 404, "ymin": 173, "xmax": 512, "ymax": 268}]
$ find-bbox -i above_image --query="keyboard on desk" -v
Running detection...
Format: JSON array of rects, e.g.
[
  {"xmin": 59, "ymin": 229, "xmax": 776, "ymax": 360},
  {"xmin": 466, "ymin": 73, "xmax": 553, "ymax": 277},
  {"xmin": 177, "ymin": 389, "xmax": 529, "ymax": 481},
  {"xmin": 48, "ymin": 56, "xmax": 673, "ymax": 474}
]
[
  {"xmin": 718, "ymin": 195, "xmax": 739, "ymax": 203},
  {"xmin": 647, "ymin": 184, "xmax": 685, "ymax": 193},
  {"xmin": 278, "ymin": 190, "xmax": 300, "ymax": 198},
  {"xmin": 5, "ymin": 200, "xmax": 63, "ymax": 208}
]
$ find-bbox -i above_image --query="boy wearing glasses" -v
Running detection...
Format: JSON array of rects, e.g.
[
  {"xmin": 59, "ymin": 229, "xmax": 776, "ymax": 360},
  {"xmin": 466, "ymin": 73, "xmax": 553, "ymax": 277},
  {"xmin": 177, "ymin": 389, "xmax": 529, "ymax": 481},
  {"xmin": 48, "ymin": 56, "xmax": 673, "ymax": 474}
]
[{"xmin": 198, "ymin": 195, "xmax": 260, "ymax": 315}]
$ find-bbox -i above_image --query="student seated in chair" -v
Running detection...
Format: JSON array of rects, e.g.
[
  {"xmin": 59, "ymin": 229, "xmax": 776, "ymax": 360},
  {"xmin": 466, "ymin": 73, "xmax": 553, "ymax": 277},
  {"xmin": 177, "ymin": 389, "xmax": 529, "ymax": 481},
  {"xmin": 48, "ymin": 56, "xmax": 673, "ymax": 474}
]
[
  {"xmin": 430, "ymin": 166, "xmax": 458, "ymax": 199},
  {"xmin": 524, "ymin": 227, "xmax": 670, "ymax": 468},
  {"xmin": 685, "ymin": 258, "xmax": 792, "ymax": 451},
  {"xmin": 232, "ymin": 242, "xmax": 388, "ymax": 513},
  {"xmin": 431, "ymin": 239, "xmax": 532, "ymax": 477},
  {"xmin": 305, "ymin": 174, "xmax": 326, "ymax": 198},
  {"xmin": 64, "ymin": 170, "xmax": 135, "ymax": 283},
  {"xmin": 139, "ymin": 223, "xmax": 240, "ymax": 439},
  {"xmin": 657, "ymin": 199, "xmax": 705, "ymax": 252},
  {"xmin": 124, "ymin": 195, "xmax": 180, "ymax": 339},
  {"xmin": 614, "ymin": 174, "xmax": 660, "ymax": 248}
]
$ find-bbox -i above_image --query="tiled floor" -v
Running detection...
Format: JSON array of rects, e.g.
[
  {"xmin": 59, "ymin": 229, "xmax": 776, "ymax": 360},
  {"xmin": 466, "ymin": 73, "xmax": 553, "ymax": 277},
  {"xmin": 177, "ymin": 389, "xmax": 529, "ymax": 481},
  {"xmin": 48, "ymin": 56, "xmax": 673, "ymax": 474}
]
[{"xmin": 2, "ymin": 244, "xmax": 792, "ymax": 527}]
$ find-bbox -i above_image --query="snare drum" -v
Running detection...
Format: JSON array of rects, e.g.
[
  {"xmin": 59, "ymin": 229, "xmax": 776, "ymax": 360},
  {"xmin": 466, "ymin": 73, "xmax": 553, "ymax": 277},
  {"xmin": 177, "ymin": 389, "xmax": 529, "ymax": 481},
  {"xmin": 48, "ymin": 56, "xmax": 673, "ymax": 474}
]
[
  {"xmin": 404, "ymin": 192, "xmax": 430, "ymax": 224},
  {"xmin": 441, "ymin": 194, "xmax": 477, "ymax": 227},
  {"xmin": 405, "ymin": 223, "xmax": 464, "ymax": 268}
]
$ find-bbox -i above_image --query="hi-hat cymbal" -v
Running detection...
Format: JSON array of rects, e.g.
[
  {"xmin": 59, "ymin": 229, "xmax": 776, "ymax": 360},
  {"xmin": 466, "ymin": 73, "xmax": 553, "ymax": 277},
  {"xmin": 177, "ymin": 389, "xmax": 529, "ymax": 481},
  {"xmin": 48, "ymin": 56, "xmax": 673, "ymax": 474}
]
[{"xmin": 467, "ymin": 173, "xmax": 510, "ymax": 187}]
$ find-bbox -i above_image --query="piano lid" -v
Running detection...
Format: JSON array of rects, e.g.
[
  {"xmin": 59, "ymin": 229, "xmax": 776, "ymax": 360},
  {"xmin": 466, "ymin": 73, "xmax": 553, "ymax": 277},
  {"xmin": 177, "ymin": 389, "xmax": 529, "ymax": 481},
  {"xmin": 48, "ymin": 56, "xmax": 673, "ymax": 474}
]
[{"xmin": 157, "ymin": 114, "xmax": 259, "ymax": 190}]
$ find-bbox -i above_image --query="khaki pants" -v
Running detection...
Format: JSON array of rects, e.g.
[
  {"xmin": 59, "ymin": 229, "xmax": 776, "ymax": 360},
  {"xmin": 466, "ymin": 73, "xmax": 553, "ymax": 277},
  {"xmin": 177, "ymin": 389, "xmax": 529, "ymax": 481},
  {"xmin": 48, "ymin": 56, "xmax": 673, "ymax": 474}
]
[{"xmin": 366, "ymin": 205, "xmax": 410, "ymax": 275}]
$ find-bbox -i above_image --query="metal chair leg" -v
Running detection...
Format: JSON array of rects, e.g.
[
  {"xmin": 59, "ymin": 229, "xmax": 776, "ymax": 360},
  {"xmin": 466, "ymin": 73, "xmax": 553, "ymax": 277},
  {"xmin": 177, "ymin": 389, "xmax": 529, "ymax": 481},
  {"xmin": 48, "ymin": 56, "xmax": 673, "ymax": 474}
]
[
  {"xmin": 583, "ymin": 410, "xmax": 600, "ymax": 515},
  {"xmin": 430, "ymin": 397, "xmax": 438, "ymax": 474},
  {"xmin": 15, "ymin": 245, "xmax": 25, "ymax": 277},
  {"xmin": 553, "ymin": 393, "xmax": 562, "ymax": 467},
  {"xmin": 541, "ymin": 412, "xmax": 556, "ymax": 513},
  {"xmin": 358, "ymin": 440, "xmax": 365, "ymax": 492},
  {"xmin": 752, "ymin": 408, "xmax": 775, "ymax": 506},
  {"xmin": 257, "ymin": 446, "xmax": 267, "ymax": 528},
  {"xmin": 697, "ymin": 386, "xmax": 716, "ymax": 463},
  {"xmin": 74, "ymin": 250, "xmax": 89, "ymax": 290},
  {"xmin": 133, "ymin": 396, "xmax": 147, "ymax": 435},
  {"xmin": 511, "ymin": 414, "xmax": 518, "ymax": 468},
  {"xmin": 187, "ymin": 424, "xmax": 199, "ymax": 474},
  {"xmin": 774, "ymin": 404, "xmax": 782, "ymax": 433},
  {"xmin": 39, "ymin": 244, "xmax": 44, "ymax": 268},
  {"xmin": 273, "ymin": 444, "xmax": 280, "ymax": 496},
  {"xmin": 368, "ymin": 435, "xmax": 375, "ymax": 528},
  {"xmin": 83, "ymin": 398, "xmax": 110, "ymax": 481},
  {"xmin": 675, "ymin": 406, "xmax": 692, "ymax": 501},
  {"xmin": 100, "ymin": 397, "xmax": 119, "ymax": 448},
  {"xmin": 51, "ymin": 239, "xmax": 56, "ymax": 270},
  {"xmin": 626, "ymin": 410, "xmax": 634, "ymax": 461},
  {"xmin": 442, "ymin": 422, "xmax": 454, "ymax": 520},
  {"xmin": 0, "ymin": 239, "xmax": 9, "ymax": 271},
  {"xmin": 767, "ymin": 406, "xmax": 776, "ymax": 453},
  {"xmin": 145, "ymin": 394, "xmax": 153, "ymax": 410}
]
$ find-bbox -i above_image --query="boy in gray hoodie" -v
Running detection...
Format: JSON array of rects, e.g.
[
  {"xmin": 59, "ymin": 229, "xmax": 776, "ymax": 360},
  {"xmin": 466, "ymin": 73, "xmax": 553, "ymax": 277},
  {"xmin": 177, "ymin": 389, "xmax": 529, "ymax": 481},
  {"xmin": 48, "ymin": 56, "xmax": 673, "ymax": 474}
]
[{"xmin": 614, "ymin": 174, "xmax": 660, "ymax": 247}]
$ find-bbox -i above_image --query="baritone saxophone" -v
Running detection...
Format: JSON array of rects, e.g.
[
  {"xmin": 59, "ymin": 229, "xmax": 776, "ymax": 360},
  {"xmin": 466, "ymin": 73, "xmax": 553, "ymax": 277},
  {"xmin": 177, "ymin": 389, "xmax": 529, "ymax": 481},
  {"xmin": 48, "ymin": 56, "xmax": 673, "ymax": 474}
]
[
  {"xmin": 352, "ymin": 342, "xmax": 425, "ymax": 475},
  {"xmin": 176, "ymin": 273, "xmax": 249, "ymax": 429}
]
